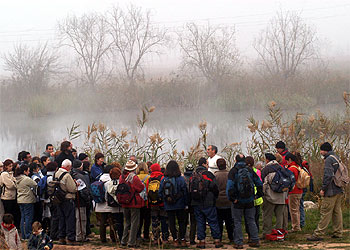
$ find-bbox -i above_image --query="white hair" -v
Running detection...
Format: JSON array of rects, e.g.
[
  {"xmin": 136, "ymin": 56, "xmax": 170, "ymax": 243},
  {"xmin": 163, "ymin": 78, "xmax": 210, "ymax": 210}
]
[{"xmin": 61, "ymin": 159, "xmax": 72, "ymax": 168}]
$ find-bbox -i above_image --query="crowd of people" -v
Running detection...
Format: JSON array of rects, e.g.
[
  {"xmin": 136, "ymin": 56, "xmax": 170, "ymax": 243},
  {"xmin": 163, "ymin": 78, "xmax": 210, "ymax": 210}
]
[{"xmin": 0, "ymin": 140, "xmax": 346, "ymax": 249}]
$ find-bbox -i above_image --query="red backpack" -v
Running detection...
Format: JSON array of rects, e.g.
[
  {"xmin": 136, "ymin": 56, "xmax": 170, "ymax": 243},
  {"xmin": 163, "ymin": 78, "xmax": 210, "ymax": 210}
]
[{"xmin": 265, "ymin": 229, "xmax": 288, "ymax": 241}]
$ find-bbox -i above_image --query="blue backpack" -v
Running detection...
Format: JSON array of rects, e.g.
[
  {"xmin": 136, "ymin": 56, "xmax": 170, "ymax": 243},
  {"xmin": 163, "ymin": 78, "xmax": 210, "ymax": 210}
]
[
  {"xmin": 91, "ymin": 180, "xmax": 106, "ymax": 203},
  {"xmin": 37, "ymin": 175, "xmax": 49, "ymax": 199},
  {"xmin": 270, "ymin": 166, "xmax": 295, "ymax": 193},
  {"xmin": 236, "ymin": 167, "xmax": 255, "ymax": 199}
]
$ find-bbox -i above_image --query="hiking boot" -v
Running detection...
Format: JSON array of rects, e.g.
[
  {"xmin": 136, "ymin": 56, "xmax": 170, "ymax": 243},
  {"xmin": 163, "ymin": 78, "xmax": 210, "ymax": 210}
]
[
  {"xmin": 249, "ymin": 242, "xmax": 260, "ymax": 248},
  {"xmin": 307, "ymin": 235, "xmax": 324, "ymax": 241},
  {"xmin": 234, "ymin": 244, "xmax": 243, "ymax": 249},
  {"xmin": 180, "ymin": 239, "xmax": 188, "ymax": 247},
  {"xmin": 214, "ymin": 239, "xmax": 223, "ymax": 248},
  {"xmin": 58, "ymin": 238, "xmax": 66, "ymax": 245},
  {"xmin": 196, "ymin": 240, "xmax": 205, "ymax": 249}
]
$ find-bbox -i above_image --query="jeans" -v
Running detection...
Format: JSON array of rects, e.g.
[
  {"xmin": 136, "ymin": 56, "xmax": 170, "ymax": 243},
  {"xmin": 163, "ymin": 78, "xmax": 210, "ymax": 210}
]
[
  {"xmin": 194, "ymin": 206, "xmax": 221, "ymax": 241},
  {"xmin": 300, "ymin": 192, "xmax": 306, "ymax": 228},
  {"xmin": 245, "ymin": 205, "xmax": 260, "ymax": 237},
  {"xmin": 232, "ymin": 206, "xmax": 259, "ymax": 245},
  {"xmin": 19, "ymin": 203, "xmax": 34, "ymax": 239},
  {"xmin": 217, "ymin": 207, "xmax": 233, "ymax": 241},
  {"xmin": 58, "ymin": 199, "xmax": 76, "ymax": 241},
  {"xmin": 167, "ymin": 209, "xmax": 187, "ymax": 241}
]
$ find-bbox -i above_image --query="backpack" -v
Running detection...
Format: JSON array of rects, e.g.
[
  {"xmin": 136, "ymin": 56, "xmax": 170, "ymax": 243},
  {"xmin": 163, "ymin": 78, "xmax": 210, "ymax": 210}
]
[
  {"xmin": 162, "ymin": 177, "xmax": 179, "ymax": 205},
  {"xmin": 91, "ymin": 179, "xmax": 106, "ymax": 203},
  {"xmin": 236, "ymin": 167, "xmax": 254, "ymax": 199},
  {"xmin": 148, "ymin": 176, "xmax": 162, "ymax": 205},
  {"xmin": 290, "ymin": 165, "xmax": 310, "ymax": 189},
  {"xmin": 265, "ymin": 229, "xmax": 287, "ymax": 241},
  {"xmin": 47, "ymin": 172, "xmax": 69, "ymax": 205},
  {"xmin": 139, "ymin": 175, "xmax": 149, "ymax": 201},
  {"xmin": 329, "ymin": 155, "xmax": 350, "ymax": 188},
  {"xmin": 106, "ymin": 180, "xmax": 120, "ymax": 207},
  {"xmin": 116, "ymin": 174, "xmax": 135, "ymax": 205},
  {"xmin": 189, "ymin": 171, "xmax": 208, "ymax": 202},
  {"xmin": 37, "ymin": 175, "xmax": 49, "ymax": 199},
  {"xmin": 270, "ymin": 166, "xmax": 296, "ymax": 193}
]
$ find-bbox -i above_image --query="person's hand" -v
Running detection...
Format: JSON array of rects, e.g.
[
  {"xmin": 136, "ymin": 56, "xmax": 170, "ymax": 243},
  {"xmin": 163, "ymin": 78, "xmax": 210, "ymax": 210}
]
[
  {"xmin": 234, "ymin": 199, "xmax": 238, "ymax": 204},
  {"xmin": 320, "ymin": 190, "xmax": 325, "ymax": 197},
  {"xmin": 44, "ymin": 246, "xmax": 50, "ymax": 250}
]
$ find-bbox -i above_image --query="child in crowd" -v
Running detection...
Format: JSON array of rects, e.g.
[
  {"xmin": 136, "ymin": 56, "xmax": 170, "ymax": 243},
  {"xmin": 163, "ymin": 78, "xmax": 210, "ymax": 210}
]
[
  {"xmin": 27, "ymin": 221, "xmax": 53, "ymax": 250},
  {"xmin": 1, "ymin": 213, "xmax": 22, "ymax": 250}
]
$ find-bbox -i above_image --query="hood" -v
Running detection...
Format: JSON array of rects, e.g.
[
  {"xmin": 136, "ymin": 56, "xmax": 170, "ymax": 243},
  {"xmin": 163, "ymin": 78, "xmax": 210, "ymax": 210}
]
[
  {"xmin": 1, "ymin": 223, "xmax": 15, "ymax": 232},
  {"xmin": 150, "ymin": 163, "xmax": 161, "ymax": 172}
]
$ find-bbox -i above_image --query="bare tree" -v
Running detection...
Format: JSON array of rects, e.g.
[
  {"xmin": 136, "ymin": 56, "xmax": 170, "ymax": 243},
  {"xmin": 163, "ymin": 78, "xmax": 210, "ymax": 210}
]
[
  {"xmin": 254, "ymin": 10, "xmax": 318, "ymax": 79},
  {"xmin": 178, "ymin": 22, "xmax": 240, "ymax": 85},
  {"xmin": 3, "ymin": 43, "xmax": 59, "ymax": 92},
  {"xmin": 107, "ymin": 5, "xmax": 167, "ymax": 84},
  {"xmin": 58, "ymin": 13, "xmax": 112, "ymax": 86}
]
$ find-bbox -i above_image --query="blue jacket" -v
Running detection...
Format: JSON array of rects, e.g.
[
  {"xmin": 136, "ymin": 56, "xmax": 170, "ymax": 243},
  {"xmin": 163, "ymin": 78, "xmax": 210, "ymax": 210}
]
[
  {"xmin": 226, "ymin": 161, "xmax": 263, "ymax": 209},
  {"xmin": 159, "ymin": 175, "xmax": 188, "ymax": 210},
  {"xmin": 91, "ymin": 163, "xmax": 104, "ymax": 182}
]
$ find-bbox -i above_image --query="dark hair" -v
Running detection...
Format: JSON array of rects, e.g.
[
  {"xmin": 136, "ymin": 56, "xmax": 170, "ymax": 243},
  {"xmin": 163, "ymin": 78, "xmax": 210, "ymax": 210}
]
[
  {"xmin": 82, "ymin": 161, "xmax": 90, "ymax": 172},
  {"xmin": 3, "ymin": 213, "xmax": 14, "ymax": 224},
  {"xmin": 94, "ymin": 153, "xmax": 104, "ymax": 164},
  {"xmin": 245, "ymin": 156, "xmax": 255, "ymax": 167},
  {"xmin": 320, "ymin": 142, "xmax": 332, "ymax": 152},
  {"xmin": 72, "ymin": 148, "xmax": 77, "ymax": 153},
  {"xmin": 198, "ymin": 157, "xmax": 207, "ymax": 167},
  {"xmin": 14, "ymin": 164, "xmax": 29, "ymax": 177},
  {"xmin": 164, "ymin": 160, "xmax": 181, "ymax": 177},
  {"xmin": 104, "ymin": 165, "xmax": 113, "ymax": 174},
  {"xmin": 32, "ymin": 156, "xmax": 40, "ymax": 163},
  {"xmin": 78, "ymin": 153, "xmax": 88, "ymax": 161},
  {"xmin": 285, "ymin": 152, "xmax": 297, "ymax": 163},
  {"xmin": 60, "ymin": 141, "xmax": 71, "ymax": 152},
  {"xmin": 209, "ymin": 145, "xmax": 218, "ymax": 154},
  {"xmin": 46, "ymin": 144, "xmax": 53, "ymax": 150},
  {"xmin": 217, "ymin": 158, "xmax": 226, "ymax": 170},
  {"xmin": 40, "ymin": 156, "xmax": 49, "ymax": 164},
  {"xmin": 265, "ymin": 153, "xmax": 277, "ymax": 162},
  {"xmin": 291, "ymin": 151, "xmax": 302, "ymax": 166},
  {"xmin": 235, "ymin": 154, "xmax": 245, "ymax": 163},
  {"xmin": 29, "ymin": 162, "xmax": 40, "ymax": 176},
  {"xmin": 3, "ymin": 159, "xmax": 13, "ymax": 170},
  {"xmin": 46, "ymin": 162, "xmax": 58, "ymax": 172},
  {"xmin": 275, "ymin": 141, "xmax": 286, "ymax": 149},
  {"xmin": 17, "ymin": 151, "xmax": 26, "ymax": 161}
]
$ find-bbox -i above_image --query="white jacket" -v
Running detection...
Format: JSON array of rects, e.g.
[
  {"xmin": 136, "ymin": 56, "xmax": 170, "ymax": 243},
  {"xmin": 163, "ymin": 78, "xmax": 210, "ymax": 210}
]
[
  {"xmin": 1, "ymin": 224, "xmax": 22, "ymax": 250},
  {"xmin": 94, "ymin": 173, "xmax": 122, "ymax": 213}
]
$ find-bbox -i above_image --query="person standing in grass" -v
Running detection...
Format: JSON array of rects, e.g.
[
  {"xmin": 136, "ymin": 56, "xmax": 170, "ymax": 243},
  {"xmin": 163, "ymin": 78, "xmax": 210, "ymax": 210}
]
[{"xmin": 307, "ymin": 142, "xmax": 344, "ymax": 241}]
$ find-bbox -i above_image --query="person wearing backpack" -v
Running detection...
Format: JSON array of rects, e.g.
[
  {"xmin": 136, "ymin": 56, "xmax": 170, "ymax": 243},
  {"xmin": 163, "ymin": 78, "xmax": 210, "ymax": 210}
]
[
  {"xmin": 146, "ymin": 163, "xmax": 169, "ymax": 245},
  {"xmin": 307, "ymin": 142, "xmax": 345, "ymax": 241},
  {"xmin": 183, "ymin": 163, "xmax": 196, "ymax": 245},
  {"xmin": 191, "ymin": 157, "xmax": 221, "ymax": 248},
  {"xmin": 261, "ymin": 153, "xmax": 290, "ymax": 239},
  {"xmin": 54, "ymin": 159, "xmax": 78, "ymax": 245},
  {"xmin": 45, "ymin": 162, "xmax": 59, "ymax": 241},
  {"xmin": 215, "ymin": 158, "xmax": 234, "ymax": 245},
  {"xmin": 285, "ymin": 153, "xmax": 303, "ymax": 232},
  {"xmin": 136, "ymin": 162, "xmax": 151, "ymax": 242},
  {"xmin": 71, "ymin": 159, "xmax": 91, "ymax": 242},
  {"xmin": 159, "ymin": 160, "xmax": 188, "ymax": 248},
  {"xmin": 29, "ymin": 163, "xmax": 43, "ymax": 224},
  {"xmin": 118, "ymin": 160, "xmax": 145, "ymax": 248},
  {"xmin": 226, "ymin": 154, "xmax": 263, "ymax": 249}
]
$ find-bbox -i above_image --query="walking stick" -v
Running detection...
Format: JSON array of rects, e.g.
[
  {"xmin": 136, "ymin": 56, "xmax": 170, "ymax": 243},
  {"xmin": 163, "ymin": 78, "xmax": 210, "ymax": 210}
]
[
  {"xmin": 108, "ymin": 217, "xmax": 119, "ymax": 249},
  {"xmin": 76, "ymin": 191, "xmax": 84, "ymax": 243}
]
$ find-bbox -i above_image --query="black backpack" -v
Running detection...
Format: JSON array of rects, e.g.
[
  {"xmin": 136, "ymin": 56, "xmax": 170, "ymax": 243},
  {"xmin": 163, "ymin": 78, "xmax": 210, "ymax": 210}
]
[
  {"xmin": 270, "ymin": 166, "xmax": 296, "ymax": 193},
  {"xmin": 190, "ymin": 171, "xmax": 208, "ymax": 202},
  {"xmin": 46, "ymin": 172, "xmax": 69, "ymax": 205},
  {"xmin": 235, "ymin": 167, "xmax": 255, "ymax": 199},
  {"xmin": 116, "ymin": 175, "xmax": 135, "ymax": 205},
  {"xmin": 162, "ymin": 177, "xmax": 179, "ymax": 205}
]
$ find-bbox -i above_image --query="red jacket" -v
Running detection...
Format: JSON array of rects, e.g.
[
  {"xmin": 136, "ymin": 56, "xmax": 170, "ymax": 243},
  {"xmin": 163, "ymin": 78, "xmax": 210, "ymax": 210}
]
[
  {"xmin": 146, "ymin": 163, "xmax": 164, "ymax": 208},
  {"xmin": 288, "ymin": 162, "xmax": 303, "ymax": 194},
  {"xmin": 119, "ymin": 172, "xmax": 145, "ymax": 208}
]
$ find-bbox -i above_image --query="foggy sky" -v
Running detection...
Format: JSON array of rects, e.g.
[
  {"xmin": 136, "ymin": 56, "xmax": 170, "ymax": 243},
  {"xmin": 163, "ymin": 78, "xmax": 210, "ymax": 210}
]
[{"xmin": 0, "ymin": 0, "xmax": 349, "ymax": 76}]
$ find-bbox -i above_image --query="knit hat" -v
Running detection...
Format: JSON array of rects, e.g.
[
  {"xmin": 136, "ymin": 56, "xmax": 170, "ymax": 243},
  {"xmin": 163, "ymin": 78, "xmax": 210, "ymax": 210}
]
[
  {"xmin": 275, "ymin": 141, "xmax": 286, "ymax": 149},
  {"xmin": 125, "ymin": 160, "xmax": 137, "ymax": 171},
  {"xmin": 78, "ymin": 153, "xmax": 88, "ymax": 161},
  {"xmin": 150, "ymin": 163, "xmax": 161, "ymax": 173},
  {"xmin": 73, "ymin": 159, "xmax": 83, "ymax": 169},
  {"xmin": 185, "ymin": 163, "xmax": 194, "ymax": 171},
  {"xmin": 320, "ymin": 142, "xmax": 332, "ymax": 152},
  {"xmin": 265, "ymin": 153, "xmax": 276, "ymax": 161}
]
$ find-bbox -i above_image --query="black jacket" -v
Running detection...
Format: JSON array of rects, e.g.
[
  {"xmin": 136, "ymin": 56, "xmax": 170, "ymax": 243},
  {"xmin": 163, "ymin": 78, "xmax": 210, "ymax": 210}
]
[
  {"xmin": 55, "ymin": 151, "xmax": 75, "ymax": 167},
  {"xmin": 71, "ymin": 168, "xmax": 91, "ymax": 207}
]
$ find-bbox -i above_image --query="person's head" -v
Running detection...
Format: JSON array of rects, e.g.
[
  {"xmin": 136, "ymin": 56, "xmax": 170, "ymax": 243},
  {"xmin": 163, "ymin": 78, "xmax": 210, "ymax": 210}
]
[
  {"xmin": 265, "ymin": 153, "xmax": 276, "ymax": 163},
  {"xmin": 146, "ymin": 161, "xmax": 152, "ymax": 171},
  {"xmin": 3, "ymin": 159, "xmax": 14, "ymax": 172},
  {"xmin": 164, "ymin": 160, "xmax": 181, "ymax": 177},
  {"xmin": 136, "ymin": 162, "xmax": 149, "ymax": 175},
  {"xmin": 60, "ymin": 141, "xmax": 72, "ymax": 152},
  {"xmin": 111, "ymin": 161, "xmax": 122, "ymax": 170},
  {"xmin": 94, "ymin": 153, "xmax": 104, "ymax": 165},
  {"xmin": 207, "ymin": 145, "xmax": 218, "ymax": 158},
  {"xmin": 185, "ymin": 163, "xmax": 194, "ymax": 172},
  {"xmin": 72, "ymin": 159, "xmax": 83, "ymax": 170},
  {"xmin": 255, "ymin": 161, "xmax": 264, "ymax": 170},
  {"xmin": 72, "ymin": 148, "xmax": 77, "ymax": 158},
  {"xmin": 14, "ymin": 164, "xmax": 29, "ymax": 177},
  {"xmin": 198, "ymin": 157, "xmax": 207, "ymax": 168},
  {"xmin": 285, "ymin": 152, "xmax": 297, "ymax": 164},
  {"xmin": 320, "ymin": 142, "xmax": 332, "ymax": 156},
  {"xmin": 46, "ymin": 144, "xmax": 54, "ymax": 154},
  {"xmin": 19, "ymin": 151, "xmax": 31, "ymax": 163},
  {"xmin": 61, "ymin": 159, "xmax": 72, "ymax": 170},
  {"xmin": 124, "ymin": 160, "xmax": 138, "ymax": 173},
  {"xmin": 32, "ymin": 221, "xmax": 42, "ymax": 235},
  {"xmin": 129, "ymin": 155, "xmax": 138, "ymax": 164},
  {"xmin": 235, "ymin": 154, "xmax": 245, "ymax": 163},
  {"xmin": 32, "ymin": 156, "xmax": 40, "ymax": 164},
  {"xmin": 217, "ymin": 158, "xmax": 227, "ymax": 170},
  {"xmin": 82, "ymin": 161, "xmax": 90, "ymax": 172},
  {"xmin": 2, "ymin": 214, "xmax": 14, "ymax": 227},
  {"xmin": 274, "ymin": 153, "xmax": 283, "ymax": 164},
  {"xmin": 78, "ymin": 153, "xmax": 89, "ymax": 162},
  {"xmin": 104, "ymin": 165, "xmax": 114, "ymax": 174},
  {"xmin": 17, "ymin": 151, "xmax": 26, "ymax": 161},
  {"xmin": 40, "ymin": 156, "xmax": 50, "ymax": 167},
  {"xmin": 29, "ymin": 162, "xmax": 40, "ymax": 175},
  {"xmin": 275, "ymin": 141, "xmax": 286, "ymax": 154},
  {"xmin": 110, "ymin": 167, "xmax": 121, "ymax": 180},
  {"xmin": 150, "ymin": 163, "xmax": 161, "ymax": 173},
  {"xmin": 245, "ymin": 156, "xmax": 255, "ymax": 168},
  {"xmin": 46, "ymin": 162, "xmax": 58, "ymax": 172},
  {"xmin": 291, "ymin": 151, "xmax": 302, "ymax": 166}
]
